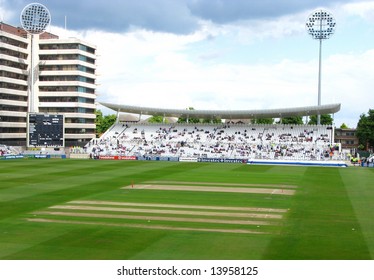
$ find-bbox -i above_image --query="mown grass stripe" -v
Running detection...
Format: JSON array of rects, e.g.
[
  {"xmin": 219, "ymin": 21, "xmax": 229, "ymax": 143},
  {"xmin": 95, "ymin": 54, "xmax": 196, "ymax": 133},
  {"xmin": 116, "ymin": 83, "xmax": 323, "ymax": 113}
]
[
  {"xmin": 49, "ymin": 205, "xmax": 283, "ymax": 219},
  {"xmin": 123, "ymin": 184, "xmax": 295, "ymax": 195},
  {"xmin": 33, "ymin": 211, "xmax": 275, "ymax": 226},
  {"xmin": 26, "ymin": 218, "xmax": 267, "ymax": 235},
  {"xmin": 69, "ymin": 200, "xmax": 288, "ymax": 213},
  {"xmin": 146, "ymin": 180, "xmax": 298, "ymax": 189}
]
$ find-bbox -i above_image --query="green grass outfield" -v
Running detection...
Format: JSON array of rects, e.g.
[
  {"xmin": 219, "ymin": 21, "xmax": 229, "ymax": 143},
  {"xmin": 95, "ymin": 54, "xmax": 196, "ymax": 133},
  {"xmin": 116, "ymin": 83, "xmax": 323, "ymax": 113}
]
[{"xmin": 0, "ymin": 159, "xmax": 373, "ymax": 260}]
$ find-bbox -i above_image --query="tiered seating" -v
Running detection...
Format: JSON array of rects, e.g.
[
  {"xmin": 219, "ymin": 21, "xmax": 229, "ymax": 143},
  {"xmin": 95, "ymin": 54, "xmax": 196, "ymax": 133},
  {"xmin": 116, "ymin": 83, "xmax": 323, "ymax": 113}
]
[
  {"xmin": 85, "ymin": 123, "xmax": 340, "ymax": 160},
  {"xmin": 0, "ymin": 144, "xmax": 25, "ymax": 156},
  {"xmin": 0, "ymin": 144, "xmax": 12, "ymax": 156}
]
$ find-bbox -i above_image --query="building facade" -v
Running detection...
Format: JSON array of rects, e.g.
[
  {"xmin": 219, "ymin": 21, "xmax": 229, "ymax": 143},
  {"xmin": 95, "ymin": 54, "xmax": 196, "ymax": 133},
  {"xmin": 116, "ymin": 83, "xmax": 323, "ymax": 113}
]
[
  {"xmin": 0, "ymin": 22, "xmax": 96, "ymax": 147},
  {"xmin": 334, "ymin": 128, "xmax": 359, "ymax": 152}
]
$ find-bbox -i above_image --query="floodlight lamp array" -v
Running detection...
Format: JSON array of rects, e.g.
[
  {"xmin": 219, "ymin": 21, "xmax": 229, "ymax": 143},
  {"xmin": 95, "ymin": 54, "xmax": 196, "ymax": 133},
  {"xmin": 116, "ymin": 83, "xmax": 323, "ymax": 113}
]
[
  {"xmin": 20, "ymin": 3, "xmax": 51, "ymax": 34},
  {"xmin": 306, "ymin": 10, "xmax": 336, "ymax": 40}
]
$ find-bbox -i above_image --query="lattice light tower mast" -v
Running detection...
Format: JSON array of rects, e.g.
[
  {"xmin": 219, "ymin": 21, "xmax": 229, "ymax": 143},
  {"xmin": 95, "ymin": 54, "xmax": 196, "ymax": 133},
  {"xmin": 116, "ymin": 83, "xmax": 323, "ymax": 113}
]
[
  {"xmin": 306, "ymin": 10, "xmax": 336, "ymax": 125},
  {"xmin": 20, "ymin": 3, "xmax": 51, "ymax": 113}
]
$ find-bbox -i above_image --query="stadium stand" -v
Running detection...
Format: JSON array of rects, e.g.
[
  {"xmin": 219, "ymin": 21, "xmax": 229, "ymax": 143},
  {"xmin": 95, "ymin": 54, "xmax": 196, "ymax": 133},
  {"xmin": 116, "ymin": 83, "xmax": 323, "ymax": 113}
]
[
  {"xmin": 85, "ymin": 123, "xmax": 344, "ymax": 161},
  {"xmin": 0, "ymin": 144, "xmax": 22, "ymax": 156}
]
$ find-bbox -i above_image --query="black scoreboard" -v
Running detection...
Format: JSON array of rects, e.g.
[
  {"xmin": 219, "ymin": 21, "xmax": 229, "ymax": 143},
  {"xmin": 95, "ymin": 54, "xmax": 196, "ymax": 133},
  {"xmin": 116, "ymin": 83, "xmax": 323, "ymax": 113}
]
[{"xmin": 28, "ymin": 114, "xmax": 64, "ymax": 147}]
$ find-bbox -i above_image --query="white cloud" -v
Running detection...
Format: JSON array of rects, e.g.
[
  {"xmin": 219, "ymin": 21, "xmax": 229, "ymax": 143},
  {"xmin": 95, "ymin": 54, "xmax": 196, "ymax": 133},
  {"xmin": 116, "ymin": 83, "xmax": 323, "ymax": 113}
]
[
  {"xmin": 342, "ymin": 1, "xmax": 374, "ymax": 22},
  {"xmin": 324, "ymin": 50, "xmax": 374, "ymax": 127},
  {"xmin": 49, "ymin": 3, "xmax": 374, "ymax": 129}
]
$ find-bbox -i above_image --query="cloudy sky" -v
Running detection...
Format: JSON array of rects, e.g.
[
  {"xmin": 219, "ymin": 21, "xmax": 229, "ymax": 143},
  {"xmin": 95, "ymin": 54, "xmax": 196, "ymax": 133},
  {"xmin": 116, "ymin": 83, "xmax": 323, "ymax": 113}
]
[{"xmin": 1, "ymin": 0, "xmax": 374, "ymax": 127}]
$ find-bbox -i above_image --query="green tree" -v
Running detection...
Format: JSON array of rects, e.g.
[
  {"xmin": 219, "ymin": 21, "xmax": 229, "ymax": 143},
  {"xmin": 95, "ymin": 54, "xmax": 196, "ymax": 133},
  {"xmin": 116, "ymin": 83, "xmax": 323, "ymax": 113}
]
[
  {"xmin": 177, "ymin": 107, "xmax": 200, "ymax": 123},
  {"xmin": 340, "ymin": 123, "xmax": 349, "ymax": 129},
  {"xmin": 280, "ymin": 116, "xmax": 303, "ymax": 125},
  {"xmin": 102, "ymin": 114, "xmax": 116, "ymax": 132},
  {"xmin": 202, "ymin": 117, "xmax": 222, "ymax": 124},
  {"xmin": 308, "ymin": 114, "xmax": 333, "ymax": 125},
  {"xmin": 253, "ymin": 118, "xmax": 274, "ymax": 124},
  {"xmin": 148, "ymin": 115, "xmax": 166, "ymax": 123},
  {"xmin": 177, "ymin": 116, "xmax": 200, "ymax": 123},
  {"xmin": 95, "ymin": 109, "xmax": 104, "ymax": 137},
  {"xmin": 95, "ymin": 109, "xmax": 116, "ymax": 137},
  {"xmin": 356, "ymin": 109, "xmax": 374, "ymax": 150}
]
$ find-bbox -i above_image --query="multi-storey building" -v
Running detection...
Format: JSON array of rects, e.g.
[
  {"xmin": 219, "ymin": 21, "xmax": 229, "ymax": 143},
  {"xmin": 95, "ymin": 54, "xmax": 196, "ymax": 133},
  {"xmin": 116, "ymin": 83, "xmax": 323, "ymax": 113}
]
[
  {"xmin": 334, "ymin": 128, "xmax": 359, "ymax": 152},
  {"xmin": 0, "ymin": 22, "xmax": 96, "ymax": 147}
]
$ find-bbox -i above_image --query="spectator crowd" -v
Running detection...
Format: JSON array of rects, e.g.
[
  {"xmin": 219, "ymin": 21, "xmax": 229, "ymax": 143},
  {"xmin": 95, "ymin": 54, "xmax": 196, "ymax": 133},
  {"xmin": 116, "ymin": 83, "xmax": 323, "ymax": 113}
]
[{"xmin": 85, "ymin": 123, "xmax": 345, "ymax": 161}]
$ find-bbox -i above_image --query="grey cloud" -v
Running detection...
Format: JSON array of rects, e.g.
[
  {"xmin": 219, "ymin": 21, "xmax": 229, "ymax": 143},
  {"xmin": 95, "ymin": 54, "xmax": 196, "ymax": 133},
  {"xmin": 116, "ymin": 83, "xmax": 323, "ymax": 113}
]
[
  {"xmin": 3, "ymin": 0, "xmax": 198, "ymax": 33},
  {"xmin": 1, "ymin": 0, "xmax": 361, "ymax": 34},
  {"xmin": 186, "ymin": 0, "xmax": 355, "ymax": 23}
]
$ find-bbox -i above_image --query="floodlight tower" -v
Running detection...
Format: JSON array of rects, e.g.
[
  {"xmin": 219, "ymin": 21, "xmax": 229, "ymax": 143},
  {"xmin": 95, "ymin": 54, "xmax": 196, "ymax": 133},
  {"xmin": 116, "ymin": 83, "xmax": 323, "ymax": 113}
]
[
  {"xmin": 20, "ymin": 3, "xmax": 51, "ymax": 113},
  {"xmin": 306, "ymin": 10, "xmax": 336, "ymax": 125}
]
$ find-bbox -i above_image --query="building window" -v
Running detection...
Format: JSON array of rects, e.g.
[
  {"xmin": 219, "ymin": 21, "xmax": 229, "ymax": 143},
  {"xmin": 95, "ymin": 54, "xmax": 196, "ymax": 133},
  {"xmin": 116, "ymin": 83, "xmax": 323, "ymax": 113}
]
[
  {"xmin": 0, "ymin": 36, "xmax": 28, "ymax": 49},
  {"xmin": 0, "ymin": 47, "xmax": 28, "ymax": 59},
  {"xmin": 0, "ymin": 82, "xmax": 28, "ymax": 91},
  {"xmin": 0, "ymin": 127, "xmax": 26, "ymax": 133},
  {"xmin": 0, "ymin": 93, "xmax": 28, "ymax": 102},
  {"xmin": 0, "ymin": 59, "xmax": 27, "ymax": 70},
  {"xmin": 0, "ymin": 70, "xmax": 28, "ymax": 81}
]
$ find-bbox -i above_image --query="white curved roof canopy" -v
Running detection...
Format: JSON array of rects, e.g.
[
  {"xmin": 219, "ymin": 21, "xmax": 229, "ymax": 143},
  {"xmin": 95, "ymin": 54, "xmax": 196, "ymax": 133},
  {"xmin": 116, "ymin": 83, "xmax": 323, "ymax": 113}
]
[{"xmin": 99, "ymin": 102, "xmax": 341, "ymax": 120}]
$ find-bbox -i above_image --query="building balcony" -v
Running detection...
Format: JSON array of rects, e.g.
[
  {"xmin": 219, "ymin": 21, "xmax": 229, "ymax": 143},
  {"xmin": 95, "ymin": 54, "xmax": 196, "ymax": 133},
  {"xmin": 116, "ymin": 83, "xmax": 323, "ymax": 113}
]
[
  {"xmin": 63, "ymin": 112, "xmax": 96, "ymax": 119},
  {"xmin": 38, "ymin": 102, "xmax": 96, "ymax": 109},
  {"xmin": 38, "ymin": 91, "xmax": 96, "ymax": 99},
  {"xmin": 0, "ymin": 111, "xmax": 27, "ymax": 118},
  {"xmin": 0, "ymin": 99, "xmax": 28, "ymax": 107},
  {"xmin": 0, "ymin": 42, "xmax": 29, "ymax": 55},
  {"xmin": 0, "ymin": 88, "xmax": 28, "ymax": 96},
  {"xmin": 0, "ymin": 76, "xmax": 28, "ymax": 86},
  {"xmin": 0, "ymin": 65, "xmax": 28, "ymax": 75},
  {"xmin": 0, "ymin": 121, "xmax": 26, "ymax": 128},
  {"xmin": 38, "ymin": 80, "xmax": 97, "ymax": 89},
  {"xmin": 41, "ymin": 59, "xmax": 96, "ymax": 69},
  {"xmin": 39, "ymin": 48, "xmax": 96, "ymax": 59},
  {"xmin": 65, "ymin": 133, "xmax": 96, "ymax": 139},
  {"xmin": 64, "ymin": 123, "xmax": 96, "ymax": 129},
  {"xmin": 0, "ymin": 53, "xmax": 28, "ymax": 65},
  {"xmin": 39, "ymin": 70, "xmax": 96, "ymax": 80},
  {"xmin": 0, "ymin": 132, "xmax": 26, "ymax": 139}
]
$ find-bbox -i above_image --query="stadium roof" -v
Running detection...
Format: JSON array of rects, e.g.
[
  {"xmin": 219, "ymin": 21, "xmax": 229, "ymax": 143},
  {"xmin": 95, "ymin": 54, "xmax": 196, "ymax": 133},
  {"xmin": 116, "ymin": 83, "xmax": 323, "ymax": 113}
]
[{"xmin": 99, "ymin": 102, "xmax": 341, "ymax": 120}]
